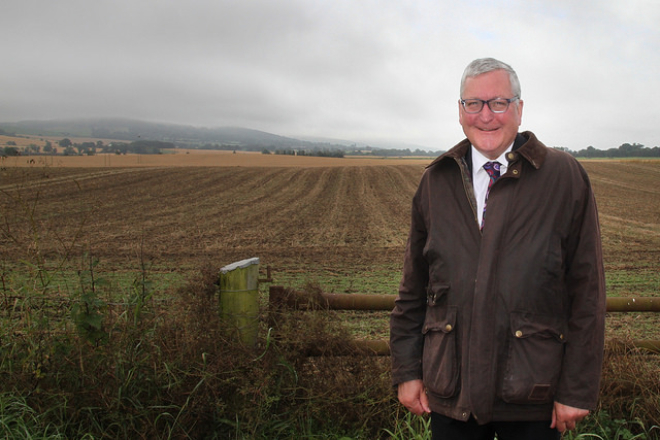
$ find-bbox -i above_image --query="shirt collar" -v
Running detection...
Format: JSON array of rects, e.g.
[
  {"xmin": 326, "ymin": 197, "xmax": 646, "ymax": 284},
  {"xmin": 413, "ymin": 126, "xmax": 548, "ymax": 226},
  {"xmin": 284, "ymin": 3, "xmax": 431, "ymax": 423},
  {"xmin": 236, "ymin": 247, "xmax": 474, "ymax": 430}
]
[{"xmin": 471, "ymin": 142, "xmax": 514, "ymax": 174}]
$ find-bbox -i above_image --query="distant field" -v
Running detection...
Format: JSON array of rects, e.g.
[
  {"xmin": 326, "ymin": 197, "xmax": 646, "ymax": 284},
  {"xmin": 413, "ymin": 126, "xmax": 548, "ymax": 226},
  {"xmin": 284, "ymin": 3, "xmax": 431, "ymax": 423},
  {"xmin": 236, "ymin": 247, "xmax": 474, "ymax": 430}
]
[
  {"xmin": 1, "ymin": 150, "xmax": 434, "ymax": 168},
  {"xmin": 1, "ymin": 134, "xmax": 434, "ymax": 167},
  {"xmin": 0, "ymin": 133, "xmax": 121, "ymax": 148},
  {"xmin": 0, "ymin": 158, "xmax": 658, "ymax": 341}
]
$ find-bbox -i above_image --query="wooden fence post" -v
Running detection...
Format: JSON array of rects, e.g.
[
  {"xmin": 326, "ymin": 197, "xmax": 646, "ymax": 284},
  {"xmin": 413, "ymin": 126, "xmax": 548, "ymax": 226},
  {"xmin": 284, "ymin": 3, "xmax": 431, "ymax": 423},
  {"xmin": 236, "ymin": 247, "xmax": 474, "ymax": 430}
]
[{"xmin": 219, "ymin": 257, "xmax": 260, "ymax": 346}]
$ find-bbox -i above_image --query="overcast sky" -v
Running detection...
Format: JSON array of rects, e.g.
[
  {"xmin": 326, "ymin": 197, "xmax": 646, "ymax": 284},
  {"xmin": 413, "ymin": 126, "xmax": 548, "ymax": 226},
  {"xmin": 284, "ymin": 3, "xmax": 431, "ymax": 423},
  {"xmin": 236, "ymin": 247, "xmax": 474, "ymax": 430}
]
[{"xmin": 2, "ymin": 0, "xmax": 659, "ymax": 150}]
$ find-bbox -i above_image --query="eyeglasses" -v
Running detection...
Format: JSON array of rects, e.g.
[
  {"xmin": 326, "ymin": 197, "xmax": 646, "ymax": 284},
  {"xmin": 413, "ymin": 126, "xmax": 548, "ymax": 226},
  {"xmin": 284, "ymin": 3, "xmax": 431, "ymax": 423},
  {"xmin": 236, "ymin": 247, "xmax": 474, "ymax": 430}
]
[{"xmin": 460, "ymin": 97, "xmax": 519, "ymax": 114}]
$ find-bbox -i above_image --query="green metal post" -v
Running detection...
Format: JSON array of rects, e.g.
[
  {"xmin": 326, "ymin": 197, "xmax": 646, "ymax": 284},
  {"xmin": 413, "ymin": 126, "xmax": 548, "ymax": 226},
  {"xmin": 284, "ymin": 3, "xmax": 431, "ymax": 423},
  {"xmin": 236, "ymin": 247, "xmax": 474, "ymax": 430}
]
[{"xmin": 219, "ymin": 257, "xmax": 260, "ymax": 346}]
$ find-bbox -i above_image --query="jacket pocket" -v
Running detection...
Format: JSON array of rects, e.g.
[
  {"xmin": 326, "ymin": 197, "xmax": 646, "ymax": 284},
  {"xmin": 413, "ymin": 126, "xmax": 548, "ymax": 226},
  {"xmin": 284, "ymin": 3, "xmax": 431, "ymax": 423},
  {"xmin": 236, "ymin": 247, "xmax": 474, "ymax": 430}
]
[
  {"xmin": 422, "ymin": 303, "xmax": 459, "ymax": 398},
  {"xmin": 426, "ymin": 283, "xmax": 450, "ymax": 306},
  {"xmin": 500, "ymin": 311, "xmax": 566, "ymax": 404}
]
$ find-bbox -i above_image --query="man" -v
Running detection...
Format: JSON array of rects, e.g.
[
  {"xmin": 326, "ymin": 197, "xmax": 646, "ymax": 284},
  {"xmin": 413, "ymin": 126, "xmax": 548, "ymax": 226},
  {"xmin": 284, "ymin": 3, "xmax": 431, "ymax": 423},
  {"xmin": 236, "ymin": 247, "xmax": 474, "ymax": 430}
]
[{"xmin": 390, "ymin": 58, "xmax": 606, "ymax": 440}]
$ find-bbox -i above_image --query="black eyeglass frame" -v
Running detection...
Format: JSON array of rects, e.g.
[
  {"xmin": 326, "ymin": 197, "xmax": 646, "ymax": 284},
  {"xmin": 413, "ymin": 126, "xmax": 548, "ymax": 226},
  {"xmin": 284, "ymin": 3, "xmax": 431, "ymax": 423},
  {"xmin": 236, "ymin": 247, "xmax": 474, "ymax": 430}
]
[{"xmin": 459, "ymin": 97, "xmax": 520, "ymax": 114}]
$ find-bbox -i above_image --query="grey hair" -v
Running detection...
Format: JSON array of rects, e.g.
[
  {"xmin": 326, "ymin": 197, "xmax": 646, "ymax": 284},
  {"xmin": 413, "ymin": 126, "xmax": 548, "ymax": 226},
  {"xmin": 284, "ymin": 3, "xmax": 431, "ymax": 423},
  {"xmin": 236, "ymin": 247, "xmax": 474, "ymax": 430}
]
[{"xmin": 460, "ymin": 58, "xmax": 521, "ymax": 99}]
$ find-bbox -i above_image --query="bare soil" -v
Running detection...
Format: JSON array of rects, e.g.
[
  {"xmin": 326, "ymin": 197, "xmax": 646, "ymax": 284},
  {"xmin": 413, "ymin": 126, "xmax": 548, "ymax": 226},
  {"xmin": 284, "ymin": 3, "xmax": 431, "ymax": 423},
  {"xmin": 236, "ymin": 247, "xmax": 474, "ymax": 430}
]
[{"xmin": 1, "ymin": 157, "xmax": 658, "ymax": 339}]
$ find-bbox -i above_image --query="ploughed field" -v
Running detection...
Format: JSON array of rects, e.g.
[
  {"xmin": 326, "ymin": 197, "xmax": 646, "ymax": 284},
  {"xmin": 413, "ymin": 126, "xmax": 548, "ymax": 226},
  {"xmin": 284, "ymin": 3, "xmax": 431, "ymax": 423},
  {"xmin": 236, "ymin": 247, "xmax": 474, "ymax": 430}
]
[{"xmin": 1, "ymin": 156, "xmax": 659, "ymax": 340}]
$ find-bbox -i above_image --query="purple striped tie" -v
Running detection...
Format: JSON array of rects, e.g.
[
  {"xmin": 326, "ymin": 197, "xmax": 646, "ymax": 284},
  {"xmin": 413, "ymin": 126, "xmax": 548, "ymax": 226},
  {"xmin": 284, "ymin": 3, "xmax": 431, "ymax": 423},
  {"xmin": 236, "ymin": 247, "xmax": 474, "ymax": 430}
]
[{"xmin": 481, "ymin": 161, "xmax": 501, "ymax": 230}]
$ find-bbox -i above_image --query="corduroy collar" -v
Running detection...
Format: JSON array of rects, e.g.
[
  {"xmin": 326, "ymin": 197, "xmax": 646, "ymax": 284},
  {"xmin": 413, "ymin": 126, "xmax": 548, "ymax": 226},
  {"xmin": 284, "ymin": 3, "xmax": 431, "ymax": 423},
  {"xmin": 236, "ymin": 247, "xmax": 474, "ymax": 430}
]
[{"xmin": 427, "ymin": 131, "xmax": 548, "ymax": 170}]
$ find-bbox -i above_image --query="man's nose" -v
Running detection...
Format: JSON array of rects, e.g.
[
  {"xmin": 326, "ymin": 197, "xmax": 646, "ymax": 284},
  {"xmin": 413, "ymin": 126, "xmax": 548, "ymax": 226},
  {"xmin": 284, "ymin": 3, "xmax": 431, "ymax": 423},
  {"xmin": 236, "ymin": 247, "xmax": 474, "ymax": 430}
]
[{"xmin": 477, "ymin": 104, "xmax": 495, "ymax": 120}]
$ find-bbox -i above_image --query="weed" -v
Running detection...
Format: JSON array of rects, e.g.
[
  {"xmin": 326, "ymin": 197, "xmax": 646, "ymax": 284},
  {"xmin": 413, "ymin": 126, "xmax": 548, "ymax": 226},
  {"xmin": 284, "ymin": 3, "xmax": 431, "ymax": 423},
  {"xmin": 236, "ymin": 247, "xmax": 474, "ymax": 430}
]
[{"xmin": 382, "ymin": 410, "xmax": 432, "ymax": 439}]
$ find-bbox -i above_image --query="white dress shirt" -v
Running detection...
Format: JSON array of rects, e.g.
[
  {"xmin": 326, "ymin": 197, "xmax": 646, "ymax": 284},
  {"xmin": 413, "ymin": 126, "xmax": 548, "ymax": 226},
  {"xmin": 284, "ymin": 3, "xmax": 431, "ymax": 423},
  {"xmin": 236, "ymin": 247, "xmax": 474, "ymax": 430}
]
[{"xmin": 471, "ymin": 144, "xmax": 513, "ymax": 226}]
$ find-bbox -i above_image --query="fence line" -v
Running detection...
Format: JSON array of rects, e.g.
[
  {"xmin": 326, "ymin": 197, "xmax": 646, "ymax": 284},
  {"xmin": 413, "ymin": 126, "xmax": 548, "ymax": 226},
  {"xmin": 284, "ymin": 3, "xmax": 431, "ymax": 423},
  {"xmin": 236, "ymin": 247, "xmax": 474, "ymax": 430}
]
[{"xmin": 269, "ymin": 286, "xmax": 660, "ymax": 356}]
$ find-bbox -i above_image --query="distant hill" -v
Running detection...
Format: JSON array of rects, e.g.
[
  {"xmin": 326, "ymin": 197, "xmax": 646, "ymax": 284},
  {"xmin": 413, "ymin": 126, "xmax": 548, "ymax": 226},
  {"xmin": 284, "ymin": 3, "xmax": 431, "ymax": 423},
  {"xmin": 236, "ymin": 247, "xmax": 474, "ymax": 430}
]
[
  {"xmin": 0, "ymin": 118, "xmax": 307, "ymax": 150},
  {"xmin": 0, "ymin": 118, "xmax": 444, "ymax": 156}
]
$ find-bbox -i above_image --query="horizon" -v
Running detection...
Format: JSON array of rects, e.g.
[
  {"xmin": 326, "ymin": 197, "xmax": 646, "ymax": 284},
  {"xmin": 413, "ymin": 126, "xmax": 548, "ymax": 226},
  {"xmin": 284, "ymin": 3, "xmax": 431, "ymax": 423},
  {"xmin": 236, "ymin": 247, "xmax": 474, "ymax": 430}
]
[{"xmin": 2, "ymin": 118, "xmax": 656, "ymax": 156}]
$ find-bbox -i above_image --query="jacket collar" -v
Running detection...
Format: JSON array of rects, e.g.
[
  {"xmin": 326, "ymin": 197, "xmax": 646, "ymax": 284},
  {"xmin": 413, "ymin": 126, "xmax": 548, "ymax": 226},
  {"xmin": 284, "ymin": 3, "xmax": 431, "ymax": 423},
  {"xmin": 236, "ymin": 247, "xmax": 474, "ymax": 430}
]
[{"xmin": 427, "ymin": 131, "xmax": 548, "ymax": 170}]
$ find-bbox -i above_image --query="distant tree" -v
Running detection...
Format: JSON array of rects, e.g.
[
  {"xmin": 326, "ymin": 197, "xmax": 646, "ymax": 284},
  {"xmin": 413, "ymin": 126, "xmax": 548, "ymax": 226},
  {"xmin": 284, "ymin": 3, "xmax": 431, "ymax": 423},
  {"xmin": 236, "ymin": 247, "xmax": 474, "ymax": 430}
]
[
  {"xmin": 59, "ymin": 138, "xmax": 72, "ymax": 148},
  {"xmin": 3, "ymin": 146, "xmax": 20, "ymax": 156},
  {"xmin": 77, "ymin": 142, "xmax": 96, "ymax": 155},
  {"xmin": 584, "ymin": 146, "xmax": 598, "ymax": 158},
  {"xmin": 6, "ymin": 141, "xmax": 16, "ymax": 146},
  {"xmin": 27, "ymin": 144, "xmax": 41, "ymax": 154},
  {"xmin": 43, "ymin": 141, "xmax": 53, "ymax": 153},
  {"xmin": 130, "ymin": 140, "xmax": 174, "ymax": 154},
  {"xmin": 111, "ymin": 143, "xmax": 129, "ymax": 155}
]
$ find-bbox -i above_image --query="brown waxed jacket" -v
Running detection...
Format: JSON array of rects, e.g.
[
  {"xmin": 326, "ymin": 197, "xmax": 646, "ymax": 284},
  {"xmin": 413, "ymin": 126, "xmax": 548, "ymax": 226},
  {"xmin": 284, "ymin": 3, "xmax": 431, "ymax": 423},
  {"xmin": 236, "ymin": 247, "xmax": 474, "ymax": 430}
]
[{"xmin": 390, "ymin": 131, "xmax": 606, "ymax": 424}]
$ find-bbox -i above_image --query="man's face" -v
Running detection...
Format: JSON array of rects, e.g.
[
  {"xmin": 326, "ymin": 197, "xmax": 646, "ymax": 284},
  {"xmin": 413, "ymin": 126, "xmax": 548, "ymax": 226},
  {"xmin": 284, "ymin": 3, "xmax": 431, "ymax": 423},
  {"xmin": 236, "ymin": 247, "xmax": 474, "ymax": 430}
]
[{"xmin": 459, "ymin": 69, "xmax": 523, "ymax": 160}]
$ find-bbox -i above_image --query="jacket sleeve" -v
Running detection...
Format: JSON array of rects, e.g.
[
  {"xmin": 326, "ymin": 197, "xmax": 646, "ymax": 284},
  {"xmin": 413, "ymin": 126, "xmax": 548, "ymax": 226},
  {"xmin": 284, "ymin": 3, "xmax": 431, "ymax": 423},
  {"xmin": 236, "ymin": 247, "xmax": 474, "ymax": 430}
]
[
  {"xmin": 390, "ymin": 183, "xmax": 429, "ymax": 387},
  {"xmin": 555, "ymin": 163, "xmax": 607, "ymax": 410}
]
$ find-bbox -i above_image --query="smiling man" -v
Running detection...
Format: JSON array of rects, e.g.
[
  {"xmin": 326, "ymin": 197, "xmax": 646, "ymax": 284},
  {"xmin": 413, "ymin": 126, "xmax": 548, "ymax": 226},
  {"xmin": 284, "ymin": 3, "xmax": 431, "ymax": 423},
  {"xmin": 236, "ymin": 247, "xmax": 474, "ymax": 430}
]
[
  {"xmin": 390, "ymin": 58, "xmax": 606, "ymax": 440},
  {"xmin": 459, "ymin": 67, "xmax": 522, "ymax": 160}
]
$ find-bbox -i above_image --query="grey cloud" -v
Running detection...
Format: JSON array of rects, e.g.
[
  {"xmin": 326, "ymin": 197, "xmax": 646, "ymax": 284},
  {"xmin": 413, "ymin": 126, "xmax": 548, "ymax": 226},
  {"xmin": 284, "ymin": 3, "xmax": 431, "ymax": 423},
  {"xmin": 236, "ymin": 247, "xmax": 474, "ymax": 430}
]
[{"xmin": 1, "ymin": 0, "xmax": 659, "ymax": 150}]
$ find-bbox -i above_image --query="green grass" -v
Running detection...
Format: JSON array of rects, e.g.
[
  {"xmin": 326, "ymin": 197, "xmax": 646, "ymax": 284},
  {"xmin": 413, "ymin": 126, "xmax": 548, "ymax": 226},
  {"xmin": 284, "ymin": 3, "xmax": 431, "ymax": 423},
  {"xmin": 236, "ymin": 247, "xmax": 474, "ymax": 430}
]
[
  {"xmin": 0, "ymin": 256, "xmax": 398, "ymax": 438},
  {"xmin": 606, "ymin": 265, "xmax": 660, "ymax": 297},
  {"xmin": 382, "ymin": 411, "xmax": 432, "ymax": 440},
  {"xmin": 261, "ymin": 265, "xmax": 399, "ymax": 340},
  {"xmin": 1, "ymin": 263, "xmax": 187, "ymax": 296},
  {"xmin": 1, "ymin": 257, "xmax": 660, "ymax": 439},
  {"xmin": 603, "ymin": 264, "xmax": 660, "ymax": 340},
  {"xmin": 271, "ymin": 264, "xmax": 402, "ymax": 295},
  {"xmin": 0, "ymin": 393, "xmax": 95, "ymax": 439},
  {"xmin": 261, "ymin": 265, "xmax": 399, "ymax": 341},
  {"xmin": 566, "ymin": 409, "xmax": 660, "ymax": 439}
]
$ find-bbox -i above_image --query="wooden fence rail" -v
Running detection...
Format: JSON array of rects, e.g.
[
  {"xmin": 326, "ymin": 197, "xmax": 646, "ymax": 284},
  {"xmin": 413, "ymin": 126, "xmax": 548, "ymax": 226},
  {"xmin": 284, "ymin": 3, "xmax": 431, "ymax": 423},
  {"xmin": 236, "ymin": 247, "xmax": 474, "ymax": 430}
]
[{"xmin": 269, "ymin": 286, "xmax": 660, "ymax": 356}]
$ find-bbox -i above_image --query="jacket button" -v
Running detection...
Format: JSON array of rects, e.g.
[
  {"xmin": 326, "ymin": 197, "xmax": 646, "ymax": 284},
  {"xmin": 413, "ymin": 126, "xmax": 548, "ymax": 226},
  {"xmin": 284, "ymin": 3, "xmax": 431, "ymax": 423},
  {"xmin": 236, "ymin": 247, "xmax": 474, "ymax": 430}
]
[
  {"xmin": 560, "ymin": 334, "xmax": 565, "ymax": 340},
  {"xmin": 512, "ymin": 169, "xmax": 519, "ymax": 175},
  {"xmin": 445, "ymin": 324, "xmax": 453, "ymax": 332},
  {"xmin": 515, "ymin": 330, "xmax": 523, "ymax": 338}
]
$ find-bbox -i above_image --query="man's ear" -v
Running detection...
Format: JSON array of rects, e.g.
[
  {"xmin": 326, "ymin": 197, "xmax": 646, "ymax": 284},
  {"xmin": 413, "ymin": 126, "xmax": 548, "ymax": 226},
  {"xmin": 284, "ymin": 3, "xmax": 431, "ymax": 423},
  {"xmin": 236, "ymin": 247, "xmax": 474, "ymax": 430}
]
[
  {"xmin": 516, "ymin": 99, "xmax": 524, "ymax": 125},
  {"xmin": 458, "ymin": 100, "xmax": 464, "ymax": 125}
]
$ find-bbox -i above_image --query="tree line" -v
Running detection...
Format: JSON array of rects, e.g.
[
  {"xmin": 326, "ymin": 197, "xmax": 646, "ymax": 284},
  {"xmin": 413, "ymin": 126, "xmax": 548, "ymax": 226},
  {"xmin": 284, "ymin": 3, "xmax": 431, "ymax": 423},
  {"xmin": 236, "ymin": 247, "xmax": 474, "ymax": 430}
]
[
  {"xmin": 2, "ymin": 137, "xmax": 658, "ymax": 159},
  {"xmin": 264, "ymin": 148, "xmax": 345, "ymax": 158},
  {"xmin": 561, "ymin": 143, "xmax": 660, "ymax": 158},
  {"xmin": 2, "ymin": 139, "xmax": 176, "ymax": 157}
]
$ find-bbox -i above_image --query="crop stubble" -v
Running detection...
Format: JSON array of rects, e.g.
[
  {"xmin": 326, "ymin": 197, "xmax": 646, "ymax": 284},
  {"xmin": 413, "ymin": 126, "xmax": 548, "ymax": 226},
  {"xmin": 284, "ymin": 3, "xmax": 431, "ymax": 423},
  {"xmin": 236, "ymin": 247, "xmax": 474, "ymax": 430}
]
[
  {"xmin": 0, "ymin": 164, "xmax": 423, "ymax": 270},
  {"xmin": 1, "ymin": 158, "xmax": 659, "ymax": 338},
  {"xmin": 1, "ymin": 159, "xmax": 657, "ymax": 276}
]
